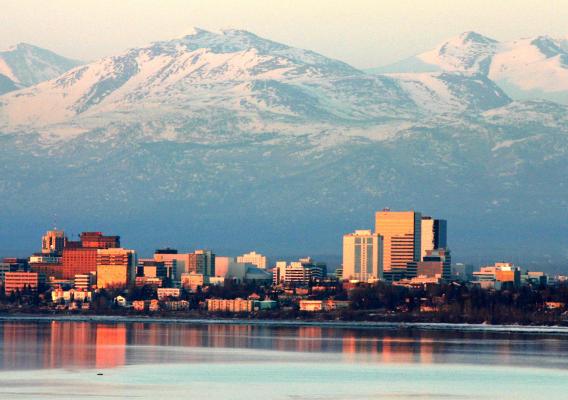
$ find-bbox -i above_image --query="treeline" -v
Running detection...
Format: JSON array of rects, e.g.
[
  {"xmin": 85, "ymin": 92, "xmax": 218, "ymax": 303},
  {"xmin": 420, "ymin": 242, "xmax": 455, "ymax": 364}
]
[{"xmin": 346, "ymin": 282, "xmax": 568, "ymax": 324}]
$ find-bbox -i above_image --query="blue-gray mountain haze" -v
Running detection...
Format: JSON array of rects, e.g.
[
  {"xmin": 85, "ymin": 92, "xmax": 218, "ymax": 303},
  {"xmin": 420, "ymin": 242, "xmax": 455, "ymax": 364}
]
[{"xmin": 0, "ymin": 30, "xmax": 566, "ymax": 271}]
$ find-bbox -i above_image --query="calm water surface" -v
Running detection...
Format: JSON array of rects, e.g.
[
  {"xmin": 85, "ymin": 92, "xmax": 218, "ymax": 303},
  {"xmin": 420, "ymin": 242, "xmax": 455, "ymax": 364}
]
[{"xmin": 1, "ymin": 319, "xmax": 567, "ymax": 399}]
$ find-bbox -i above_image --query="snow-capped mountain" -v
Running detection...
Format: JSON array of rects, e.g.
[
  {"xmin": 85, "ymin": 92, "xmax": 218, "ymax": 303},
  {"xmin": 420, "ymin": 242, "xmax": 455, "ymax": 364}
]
[
  {"xmin": 372, "ymin": 31, "xmax": 568, "ymax": 104},
  {"xmin": 0, "ymin": 29, "xmax": 567, "ymax": 270},
  {"xmin": 0, "ymin": 28, "xmax": 509, "ymax": 139},
  {"xmin": 0, "ymin": 43, "xmax": 81, "ymax": 95}
]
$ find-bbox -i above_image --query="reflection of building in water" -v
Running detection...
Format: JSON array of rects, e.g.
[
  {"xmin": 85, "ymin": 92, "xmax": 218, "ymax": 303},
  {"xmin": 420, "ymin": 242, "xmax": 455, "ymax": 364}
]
[
  {"xmin": 95, "ymin": 324, "xmax": 127, "ymax": 368},
  {"xmin": 49, "ymin": 321, "xmax": 97, "ymax": 369},
  {"xmin": 2, "ymin": 322, "xmax": 42, "ymax": 370},
  {"xmin": 418, "ymin": 336, "xmax": 434, "ymax": 364},
  {"xmin": 340, "ymin": 331, "xmax": 380, "ymax": 363},
  {"xmin": 375, "ymin": 336, "xmax": 415, "ymax": 364},
  {"xmin": 297, "ymin": 327, "xmax": 323, "ymax": 353},
  {"xmin": 207, "ymin": 324, "xmax": 256, "ymax": 350},
  {"xmin": 341, "ymin": 333, "xmax": 358, "ymax": 362}
]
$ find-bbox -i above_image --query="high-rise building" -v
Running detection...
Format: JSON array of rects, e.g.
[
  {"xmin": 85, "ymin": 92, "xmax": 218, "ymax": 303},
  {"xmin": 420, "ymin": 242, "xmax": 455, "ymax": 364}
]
[
  {"xmin": 272, "ymin": 257, "xmax": 326, "ymax": 286},
  {"xmin": 62, "ymin": 231, "xmax": 121, "ymax": 279},
  {"xmin": 407, "ymin": 248, "xmax": 452, "ymax": 280},
  {"xmin": 375, "ymin": 209, "xmax": 422, "ymax": 276},
  {"xmin": 80, "ymin": 232, "xmax": 120, "ymax": 249},
  {"xmin": 342, "ymin": 230, "xmax": 383, "ymax": 281},
  {"xmin": 0, "ymin": 263, "xmax": 18, "ymax": 285},
  {"xmin": 41, "ymin": 230, "xmax": 67, "ymax": 255},
  {"xmin": 96, "ymin": 248, "xmax": 136, "ymax": 289},
  {"xmin": 237, "ymin": 251, "xmax": 267, "ymax": 269},
  {"xmin": 191, "ymin": 250, "xmax": 215, "ymax": 276},
  {"xmin": 452, "ymin": 263, "xmax": 474, "ymax": 281},
  {"xmin": 137, "ymin": 259, "xmax": 167, "ymax": 279},
  {"xmin": 62, "ymin": 247, "xmax": 98, "ymax": 280},
  {"xmin": 154, "ymin": 249, "xmax": 186, "ymax": 281},
  {"xmin": 420, "ymin": 217, "xmax": 447, "ymax": 260},
  {"xmin": 28, "ymin": 253, "xmax": 63, "ymax": 279}
]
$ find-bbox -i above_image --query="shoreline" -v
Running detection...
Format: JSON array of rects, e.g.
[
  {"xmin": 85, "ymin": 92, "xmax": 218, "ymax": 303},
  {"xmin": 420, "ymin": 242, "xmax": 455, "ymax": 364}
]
[{"xmin": 2, "ymin": 314, "xmax": 568, "ymax": 335}]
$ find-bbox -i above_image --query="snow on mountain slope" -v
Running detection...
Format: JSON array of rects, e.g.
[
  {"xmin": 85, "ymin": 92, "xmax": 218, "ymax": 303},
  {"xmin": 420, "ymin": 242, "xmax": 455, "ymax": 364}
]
[
  {"xmin": 371, "ymin": 31, "xmax": 568, "ymax": 104},
  {"xmin": 384, "ymin": 72, "xmax": 509, "ymax": 113},
  {"xmin": 419, "ymin": 31, "xmax": 498, "ymax": 74},
  {"xmin": 0, "ymin": 28, "xmax": 512, "ymax": 138},
  {"xmin": 489, "ymin": 36, "xmax": 568, "ymax": 101},
  {"xmin": 0, "ymin": 30, "xmax": 567, "ymax": 265},
  {"xmin": 0, "ymin": 43, "xmax": 81, "ymax": 89},
  {"xmin": 0, "ymin": 29, "xmax": 363, "ymax": 129}
]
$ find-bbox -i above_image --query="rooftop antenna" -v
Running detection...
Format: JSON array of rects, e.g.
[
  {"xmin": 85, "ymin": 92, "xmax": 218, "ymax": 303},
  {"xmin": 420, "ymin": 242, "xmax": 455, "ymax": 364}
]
[{"xmin": 53, "ymin": 213, "xmax": 58, "ymax": 230}]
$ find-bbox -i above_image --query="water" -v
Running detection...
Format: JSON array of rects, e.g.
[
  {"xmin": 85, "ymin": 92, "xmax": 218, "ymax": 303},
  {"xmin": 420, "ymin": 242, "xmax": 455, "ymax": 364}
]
[{"xmin": 1, "ymin": 318, "xmax": 567, "ymax": 399}]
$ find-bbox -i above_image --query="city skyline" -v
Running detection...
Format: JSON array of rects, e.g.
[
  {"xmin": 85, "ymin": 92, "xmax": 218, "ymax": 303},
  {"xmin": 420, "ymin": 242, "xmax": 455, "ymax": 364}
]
[{"xmin": 1, "ymin": 3, "xmax": 567, "ymax": 399}]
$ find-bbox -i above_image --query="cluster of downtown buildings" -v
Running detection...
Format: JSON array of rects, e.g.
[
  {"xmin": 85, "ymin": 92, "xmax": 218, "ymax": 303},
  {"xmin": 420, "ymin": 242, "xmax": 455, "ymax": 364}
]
[{"xmin": 0, "ymin": 209, "xmax": 565, "ymax": 313}]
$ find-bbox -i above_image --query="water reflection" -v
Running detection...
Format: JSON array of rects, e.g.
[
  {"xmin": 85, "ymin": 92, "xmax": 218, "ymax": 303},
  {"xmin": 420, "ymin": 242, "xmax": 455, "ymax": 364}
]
[{"xmin": 1, "ymin": 321, "xmax": 568, "ymax": 371}]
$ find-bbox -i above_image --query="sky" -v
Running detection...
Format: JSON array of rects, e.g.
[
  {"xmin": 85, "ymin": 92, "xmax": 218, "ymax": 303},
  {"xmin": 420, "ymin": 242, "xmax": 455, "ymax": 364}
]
[{"xmin": 2, "ymin": 0, "xmax": 568, "ymax": 68}]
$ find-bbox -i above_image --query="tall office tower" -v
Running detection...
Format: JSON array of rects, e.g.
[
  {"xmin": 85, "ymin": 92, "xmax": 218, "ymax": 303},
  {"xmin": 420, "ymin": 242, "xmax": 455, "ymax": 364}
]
[
  {"xmin": 237, "ymin": 251, "xmax": 268, "ymax": 269},
  {"xmin": 80, "ymin": 232, "xmax": 120, "ymax": 249},
  {"xmin": 62, "ymin": 247, "xmax": 98, "ymax": 279},
  {"xmin": 137, "ymin": 259, "xmax": 167, "ymax": 279},
  {"xmin": 62, "ymin": 231, "xmax": 121, "ymax": 279},
  {"xmin": 154, "ymin": 249, "xmax": 188, "ymax": 281},
  {"xmin": 342, "ymin": 230, "xmax": 383, "ymax": 281},
  {"xmin": 420, "ymin": 216, "xmax": 448, "ymax": 260},
  {"xmin": 96, "ymin": 248, "xmax": 137, "ymax": 289},
  {"xmin": 191, "ymin": 250, "xmax": 215, "ymax": 276},
  {"xmin": 41, "ymin": 230, "xmax": 67, "ymax": 255},
  {"xmin": 375, "ymin": 209, "xmax": 422, "ymax": 274}
]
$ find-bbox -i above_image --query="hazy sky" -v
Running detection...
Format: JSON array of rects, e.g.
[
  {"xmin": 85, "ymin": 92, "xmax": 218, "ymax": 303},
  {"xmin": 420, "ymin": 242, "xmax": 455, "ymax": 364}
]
[{"xmin": 2, "ymin": 0, "xmax": 568, "ymax": 68}]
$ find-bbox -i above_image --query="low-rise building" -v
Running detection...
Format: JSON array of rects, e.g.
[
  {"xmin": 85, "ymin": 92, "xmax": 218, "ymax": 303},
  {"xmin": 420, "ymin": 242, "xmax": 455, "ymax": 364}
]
[
  {"xmin": 114, "ymin": 295, "xmax": 128, "ymax": 307},
  {"xmin": 162, "ymin": 300, "xmax": 190, "ymax": 311},
  {"xmin": 132, "ymin": 299, "xmax": 160, "ymax": 312},
  {"xmin": 393, "ymin": 275, "xmax": 442, "ymax": 288},
  {"xmin": 132, "ymin": 300, "xmax": 146, "ymax": 311},
  {"xmin": 181, "ymin": 273, "xmax": 208, "ymax": 292},
  {"xmin": 299, "ymin": 299, "xmax": 351, "ymax": 312},
  {"xmin": 209, "ymin": 276, "xmax": 225, "ymax": 286},
  {"xmin": 4, "ymin": 272, "xmax": 45, "ymax": 295},
  {"xmin": 157, "ymin": 287, "xmax": 181, "ymax": 300},
  {"xmin": 206, "ymin": 298, "xmax": 255, "ymax": 313},
  {"xmin": 135, "ymin": 276, "xmax": 163, "ymax": 287},
  {"xmin": 522, "ymin": 271, "xmax": 548, "ymax": 287},
  {"xmin": 74, "ymin": 274, "xmax": 94, "ymax": 290},
  {"xmin": 473, "ymin": 262, "xmax": 521, "ymax": 288},
  {"xmin": 257, "ymin": 300, "xmax": 278, "ymax": 310},
  {"xmin": 51, "ymin": 289, "xmax": 92, "ymax": 303}
]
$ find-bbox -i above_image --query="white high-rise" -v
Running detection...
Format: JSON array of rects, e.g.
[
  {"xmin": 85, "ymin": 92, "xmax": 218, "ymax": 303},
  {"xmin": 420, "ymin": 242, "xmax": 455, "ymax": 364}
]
[
  {"xmin": 342, "ymin": 230, "xmax": 383, "ymax": 281},
  {"xmin": 421, "ymin": 216, "xmax": 448, "ymax": 260},
  {"xmin": 237, "ymin": 251, "xmax": 267, "ymax": 269}
]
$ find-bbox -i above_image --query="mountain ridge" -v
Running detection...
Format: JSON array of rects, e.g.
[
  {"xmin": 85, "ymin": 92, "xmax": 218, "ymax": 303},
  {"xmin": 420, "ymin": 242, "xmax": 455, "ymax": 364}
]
[
  {"xmin": 0, "ymin": 30, "xmax": 567, "ymax": 270},
  {"xmin": 370, "ymin": 30, "xmax": 568, "ymax": 104},
  {"xmin": 0, "ymin": 43, "xmax": 82, "ymax": 95}
]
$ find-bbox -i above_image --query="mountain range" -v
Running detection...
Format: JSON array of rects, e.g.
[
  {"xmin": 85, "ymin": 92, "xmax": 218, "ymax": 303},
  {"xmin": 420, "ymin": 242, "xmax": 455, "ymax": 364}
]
[
  {"xmin": 0, "ymin": 29, "xmax": 567, "ymax": 272},
  {"xmin": 0, "ymin": 43, "xmax": 81, "ymax": 95}
]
